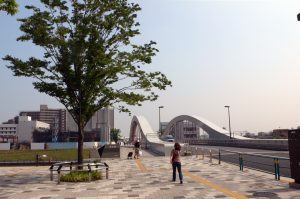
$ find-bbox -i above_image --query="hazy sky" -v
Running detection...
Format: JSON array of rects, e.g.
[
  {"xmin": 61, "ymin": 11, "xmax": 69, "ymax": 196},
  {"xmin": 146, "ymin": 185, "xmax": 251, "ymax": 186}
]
[{"xmin": 1, "ymin": 0, "xmax": 300, "ymax": 137}]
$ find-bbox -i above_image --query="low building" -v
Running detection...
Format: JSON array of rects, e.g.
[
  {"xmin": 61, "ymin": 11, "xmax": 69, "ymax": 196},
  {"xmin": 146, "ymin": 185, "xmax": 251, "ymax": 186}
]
[
  {"xmin": 0, "ymin": 123, "xmax": 17, "ymax": 143},
  {"xmin": 272, "ymin": 129, "xmax": 289, "ymax": 139},
  {"xmin": 0, "ymin": 116, "xmax": 50, "ymax": 143},
  {"xmin": 17, "ymin": 116, "xmax": 50, "ymax": 143}
]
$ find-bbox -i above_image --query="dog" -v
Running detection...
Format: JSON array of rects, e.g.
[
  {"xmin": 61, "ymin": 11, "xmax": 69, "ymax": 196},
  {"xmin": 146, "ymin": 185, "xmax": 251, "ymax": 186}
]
[{"xmin": 127, "ymin": 152, "xmax": 133, "ymax": 159}]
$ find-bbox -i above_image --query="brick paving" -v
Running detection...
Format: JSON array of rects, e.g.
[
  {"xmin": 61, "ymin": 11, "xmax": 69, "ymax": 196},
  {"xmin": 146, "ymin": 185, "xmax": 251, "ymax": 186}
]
[{"xmin": 0, "ymin": 147, "xmax": 299, "ymax": 199}]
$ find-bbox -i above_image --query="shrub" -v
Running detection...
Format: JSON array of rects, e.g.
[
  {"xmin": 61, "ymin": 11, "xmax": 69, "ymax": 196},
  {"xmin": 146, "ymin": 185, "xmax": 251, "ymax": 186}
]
[{"xmin": 60, "ymin": 170, "xmax": 102, "ymax": 182}]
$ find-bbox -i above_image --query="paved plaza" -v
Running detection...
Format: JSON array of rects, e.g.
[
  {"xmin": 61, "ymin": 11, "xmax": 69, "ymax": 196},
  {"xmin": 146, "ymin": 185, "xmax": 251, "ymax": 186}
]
[{"xmin": 0, "ymin": 147, "xmax": 299, "ymax": 199}]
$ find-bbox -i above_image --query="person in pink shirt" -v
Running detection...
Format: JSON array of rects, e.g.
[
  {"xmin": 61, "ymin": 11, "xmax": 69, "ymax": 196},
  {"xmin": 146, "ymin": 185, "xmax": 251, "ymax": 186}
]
[{"xmin": 170, "ymin": 142, "xmax": 183, "ymax": 184}]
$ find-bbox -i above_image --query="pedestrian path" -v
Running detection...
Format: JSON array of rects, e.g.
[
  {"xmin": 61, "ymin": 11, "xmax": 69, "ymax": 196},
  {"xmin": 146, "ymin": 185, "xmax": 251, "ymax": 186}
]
[{"xmin": 0, "ymin": 147, "xmax": 299, "ymax": 199}]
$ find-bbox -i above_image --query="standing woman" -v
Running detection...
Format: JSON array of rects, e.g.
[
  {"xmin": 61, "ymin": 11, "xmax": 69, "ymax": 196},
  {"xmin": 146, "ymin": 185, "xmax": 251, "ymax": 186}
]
[{"xmin": 170, "ymin": 142, "xmax": 183, "ymax": 184}]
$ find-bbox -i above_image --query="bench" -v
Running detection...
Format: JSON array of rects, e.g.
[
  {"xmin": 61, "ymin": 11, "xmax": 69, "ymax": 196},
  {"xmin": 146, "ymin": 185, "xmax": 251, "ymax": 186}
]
[{"xmin": 49, "ymin": 161, "xmax": 109, "ymax": 184}]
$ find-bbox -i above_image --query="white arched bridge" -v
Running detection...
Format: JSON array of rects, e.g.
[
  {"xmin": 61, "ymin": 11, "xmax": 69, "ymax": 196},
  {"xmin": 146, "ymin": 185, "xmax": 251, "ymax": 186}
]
[
  {"xmin": 129, "ymin": 115, "xmax": 287, "ymax": 155},
  {"xmin": 130, "ymin": 114, "xmax": 246, "ymax": 144}
]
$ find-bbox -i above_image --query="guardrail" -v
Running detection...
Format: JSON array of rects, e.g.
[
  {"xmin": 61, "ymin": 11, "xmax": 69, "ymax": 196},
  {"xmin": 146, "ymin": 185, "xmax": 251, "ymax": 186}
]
[
  {"xmin": 217, "ymin": 149, "xmax": 290, "ymax": 180},
  {"xmin": 186, "ymin": 139, "xmax": 288, "ymax": 150},
  {"xmin": 189, "ymin": 146, "xmax": 290, "ymax": 180},
  {"xmin": 49, "ymin": 161, "xmax": 109, "ymax": 184}
]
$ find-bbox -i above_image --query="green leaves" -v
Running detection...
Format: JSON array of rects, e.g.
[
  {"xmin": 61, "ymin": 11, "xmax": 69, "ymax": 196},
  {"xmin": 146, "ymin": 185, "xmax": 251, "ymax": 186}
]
[
  {"xmin": 4, "ymin": 0, "xmax": 172, "ymax": 120},
  {"xmin": 3, "ymin": 0, "xmax": 171, "ymax": 163},
  {"xmin": 0, "ymin": 0, "xmax": 18, "ymax": 15},
  {"xmin": 110, "ymin": 128, "xmax": 121, "ymax": 144}
]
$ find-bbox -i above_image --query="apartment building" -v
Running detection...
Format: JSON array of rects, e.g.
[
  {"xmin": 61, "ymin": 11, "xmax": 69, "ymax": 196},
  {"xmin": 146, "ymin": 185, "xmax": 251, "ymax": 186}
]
[{"xmin": 20, "ymin": 104, "xmax": 66, "ymax": 132}]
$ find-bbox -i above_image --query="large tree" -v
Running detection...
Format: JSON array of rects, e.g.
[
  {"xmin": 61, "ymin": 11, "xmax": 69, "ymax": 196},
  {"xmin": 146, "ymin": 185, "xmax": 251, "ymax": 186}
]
[
  {"xmin": 0, "ymin": 0, "xmax": 18, "ymax": 15},
  {"xmin": 3, "ymin": 0, "xmax": 171, "ymax": 164},
  {"xmin": 110, "ymin": 128, "xmax": 121, "ymax": 144}
]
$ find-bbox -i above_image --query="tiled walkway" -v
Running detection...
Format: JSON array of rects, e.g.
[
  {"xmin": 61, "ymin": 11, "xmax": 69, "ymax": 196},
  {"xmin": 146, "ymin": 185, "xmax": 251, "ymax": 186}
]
[{"xmin": 0, "ymin": 147, "xmax": 299, "ymax": 199}]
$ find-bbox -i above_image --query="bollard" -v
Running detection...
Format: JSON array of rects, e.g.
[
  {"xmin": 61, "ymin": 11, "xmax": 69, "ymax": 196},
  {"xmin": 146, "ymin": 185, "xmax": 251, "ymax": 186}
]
[
  {"xmin": 202, "ymin": 148, "xmax": 204, "ymax": 160},
  {"xmin": 88, "ymin": 171, "xmax": 92, "ymax": 182},
  {"xmin": 274, "ymin": 158, "xmax": 277, "ymax": 180},
  {"xmin": 274, "ymin": 158, "xmax": 280, "ymax": 180},
  {"xmin": 218, "ymin": 149, "xmax": 221, "ymax": 165},
  {"xmin": 239, "ymin": 154, "xmax": 244, "ymax": 171},
  {"xmin": 277, "ymin": 159, "xmax": 280, "ymax": 180},
  {"xmin": 195, "ymin": 147, "xmax": 198, "ymax": 158},
  {"xmin": 88, "ymin": 164, "xmax": 92, "ymax": 182},
  {"xmin": 57, "ymin": 171, "xmax": 61, "ymax": 184},
  {"xmin": 209, "ymin": 150, "xmax": 212, "ymax": 163},
  {"xmin": 36, "ymin": 154, "xmax": 39, "ymax": 166},
  {"xmin": 50, "ymin": 170, "xmax": 53, "ymax": 181},
  {"xmin": 106, "ymin": 167, "xmax": 109, "ymax": 179}
]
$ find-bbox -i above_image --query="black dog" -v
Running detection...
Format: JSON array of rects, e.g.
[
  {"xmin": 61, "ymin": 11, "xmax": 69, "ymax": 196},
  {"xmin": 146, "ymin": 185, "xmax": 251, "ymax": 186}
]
[{"xmin": 127, "ymin": 152, "xmax": 133, "ymax": 159}]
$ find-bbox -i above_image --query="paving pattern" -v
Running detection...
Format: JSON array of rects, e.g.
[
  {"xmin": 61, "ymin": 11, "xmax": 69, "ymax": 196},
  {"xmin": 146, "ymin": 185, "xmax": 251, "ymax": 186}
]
[{"xmin": 0, "ymin": 147, "xmax": 299, "ymax": 199}]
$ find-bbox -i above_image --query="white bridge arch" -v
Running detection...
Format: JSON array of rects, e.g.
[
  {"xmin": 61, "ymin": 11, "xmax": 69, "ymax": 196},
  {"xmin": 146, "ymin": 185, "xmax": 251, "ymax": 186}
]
[
  {"xmin": 128, "ymin": 115, "xmax": 287, "ymax": 154},
  {"xmin": 129, "ymin": 114, "xmax": 247, "ymax": 146},
  {"xmin": 129, "ymin": 115, "xmax": 162, "ymax": 145},
  {"xmin": 163, "ymin": 115, "xmax": 229, "ymax": 141}
]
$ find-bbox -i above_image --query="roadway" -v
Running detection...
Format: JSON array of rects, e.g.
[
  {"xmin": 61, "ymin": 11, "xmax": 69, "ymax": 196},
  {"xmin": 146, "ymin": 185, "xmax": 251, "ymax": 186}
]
[{"xmin": 191, "ymin": 145, "xmax": 291, "ymax": 177}]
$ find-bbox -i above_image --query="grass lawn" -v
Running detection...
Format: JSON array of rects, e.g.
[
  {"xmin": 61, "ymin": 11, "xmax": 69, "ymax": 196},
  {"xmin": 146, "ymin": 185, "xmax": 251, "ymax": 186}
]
[{"xmin": 0, "ymin": 149, "xmax": 90, "ymax": 161}]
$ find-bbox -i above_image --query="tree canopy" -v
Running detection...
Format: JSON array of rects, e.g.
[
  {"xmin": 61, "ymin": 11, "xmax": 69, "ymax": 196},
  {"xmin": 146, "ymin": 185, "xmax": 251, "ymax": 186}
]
[
  {"xmin": 110, "ymin": 128, "xmax": 121, "ymax": 144},
  {"xmin": 3, "ymin": 0, "xmax": 171, "ymax": 164},
  {"xmin": 0, "ymin": 0, "xmax": 18, "ymax": 15}
]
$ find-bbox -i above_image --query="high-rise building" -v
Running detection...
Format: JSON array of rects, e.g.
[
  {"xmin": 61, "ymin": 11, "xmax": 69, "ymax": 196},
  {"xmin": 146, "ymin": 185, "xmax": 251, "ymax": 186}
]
[
  {"xmin": 66, "ymin": 107, "xmax": 114, "ymax": 143},
  {"xmin": 20, "ymin": 105, "xmax": 66, "ymax": 132}
]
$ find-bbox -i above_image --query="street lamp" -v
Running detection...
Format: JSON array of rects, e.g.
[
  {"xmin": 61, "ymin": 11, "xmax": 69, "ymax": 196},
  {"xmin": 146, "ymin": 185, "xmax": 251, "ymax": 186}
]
[
  {"xmin": 224, "ymin": 105, "xmax": 232, "ymax": 139},
  {"xmin": 159, "ymin": 106, "xmax": 164, "ymax": 135}
]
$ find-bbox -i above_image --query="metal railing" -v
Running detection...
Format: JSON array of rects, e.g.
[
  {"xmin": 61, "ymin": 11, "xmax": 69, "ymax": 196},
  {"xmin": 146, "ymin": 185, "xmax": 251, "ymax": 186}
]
[
  {"xmin": 191, "ymin": 146, "xmax": 290, "ymax": 180},
  {"xmin": 49, "ymin": 161, "xmax": 109, "ymax": 184}
]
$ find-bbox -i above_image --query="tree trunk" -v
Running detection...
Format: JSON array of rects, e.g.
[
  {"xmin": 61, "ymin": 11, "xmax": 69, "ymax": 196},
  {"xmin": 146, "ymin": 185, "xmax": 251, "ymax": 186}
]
[{"xmin": 77, "ymin": 121, "xmax": 84, "ymax": 165}]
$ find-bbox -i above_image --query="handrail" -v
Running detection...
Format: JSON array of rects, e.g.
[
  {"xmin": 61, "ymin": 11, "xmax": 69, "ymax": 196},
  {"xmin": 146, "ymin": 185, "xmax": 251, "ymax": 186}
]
[
  {"xmin": 189, "ymin": 145, "xmax": 290, "ymax": 181},
  {"xmin": 219, "ymin": 149, "xmax": 289, "ymax": 160},
  {"xmin": 218, "ymin": 149, "xmax": 289, "ymax": 180}
]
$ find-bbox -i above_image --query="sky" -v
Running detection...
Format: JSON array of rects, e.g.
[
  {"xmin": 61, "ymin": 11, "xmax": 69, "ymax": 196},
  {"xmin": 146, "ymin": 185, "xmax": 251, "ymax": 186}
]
[{"xmin": 1, "ymin": 0, "xmax": 300, "ymax": 137}]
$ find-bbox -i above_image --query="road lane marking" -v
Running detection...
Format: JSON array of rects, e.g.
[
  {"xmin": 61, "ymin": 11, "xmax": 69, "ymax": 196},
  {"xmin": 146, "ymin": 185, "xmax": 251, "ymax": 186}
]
[
  {"xmin": 280, "ymin": 178, "xmax": 294, "ymax": 183},
  {"xmin": 135, "ymin": 159, "xmax": 248, "ymax": 199},
  {"xmin": 183, "ymin": 170, "xmax": 249, "ymax": 199},
  {"xmin": 135, "ymin": 159, "xmax": 147, "ymax": 172}
]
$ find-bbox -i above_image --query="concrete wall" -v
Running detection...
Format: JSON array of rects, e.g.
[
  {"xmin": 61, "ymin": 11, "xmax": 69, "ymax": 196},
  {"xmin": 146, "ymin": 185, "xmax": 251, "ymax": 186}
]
[
  {"xmin": 46, "ymin": 142, "xmax": 78, "ymax": 149},
  {"xmin": 46, "ymin": 142, "xmax": 103, "ymax": 149},
  {"xmin": 83, "ymin": 142, "xmax": 100, "ymax": 149},
  {"xmin": 0, "ymin": 143, "xmax": 10, "ymax": 150},
  {"xmin": 148, "ymin": 142, "xmax": 190, "ymax": 156},
  {"xmin": 31, "ymin": 143, "xmax": 45, "ymax": 150},
  {"xmin": 148, "ymin": 142, "xmax": 165, "ymax": 156}
]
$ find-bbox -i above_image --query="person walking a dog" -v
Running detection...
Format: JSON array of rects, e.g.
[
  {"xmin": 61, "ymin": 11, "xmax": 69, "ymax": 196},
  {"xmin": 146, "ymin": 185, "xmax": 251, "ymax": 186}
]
[{"xmin": 134, "ymin": 141, "xmax": 140, "ymax": 159}]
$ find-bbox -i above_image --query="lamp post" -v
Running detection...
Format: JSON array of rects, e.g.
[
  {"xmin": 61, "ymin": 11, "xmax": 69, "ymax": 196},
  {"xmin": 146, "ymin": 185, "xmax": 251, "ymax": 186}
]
[
  {"xmin": 224, "ymin": 105, "xmax": 232, "ymax": 139},
  {"xmin": 159, "ymin": 106, "xmax": 164, "ymax": 136}
]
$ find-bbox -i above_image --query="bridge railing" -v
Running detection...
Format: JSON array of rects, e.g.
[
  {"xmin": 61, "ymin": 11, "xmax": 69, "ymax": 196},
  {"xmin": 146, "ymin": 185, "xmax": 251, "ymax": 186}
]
[
  {"xmin": 189, "ymin": 146, "xmax": 290, "ymax": 180},
  {"xmin": 186, "ymin": 139, "xmax": 288, "ymax": 150},
  {"xmin": 218, "ymin": 149, "xmax": 290, "ymax": 180}
]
